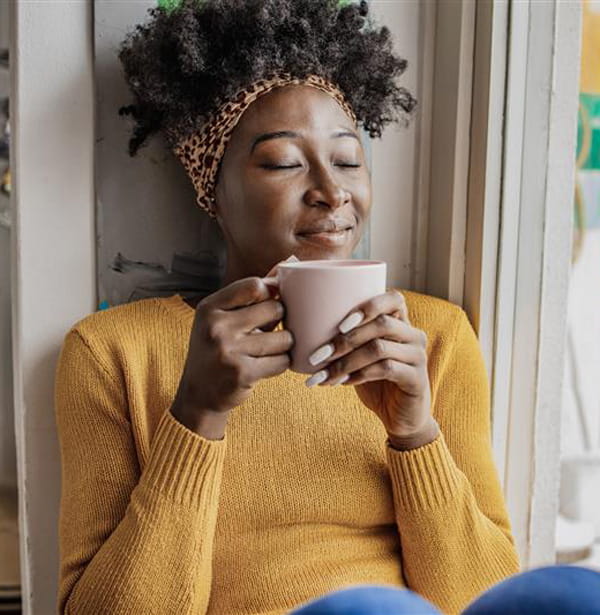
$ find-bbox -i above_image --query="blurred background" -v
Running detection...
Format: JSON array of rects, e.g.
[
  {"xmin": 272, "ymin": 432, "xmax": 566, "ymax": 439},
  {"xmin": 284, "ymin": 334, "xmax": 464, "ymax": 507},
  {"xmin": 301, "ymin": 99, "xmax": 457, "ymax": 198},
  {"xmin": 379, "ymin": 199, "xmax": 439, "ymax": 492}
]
[
  {"xmin": 0, "ymin": 0, "xmax": 19, "ymax": 612},
  {"xmin": 556, "ymin": 0, "xmax": 600, "ymax": 568}
]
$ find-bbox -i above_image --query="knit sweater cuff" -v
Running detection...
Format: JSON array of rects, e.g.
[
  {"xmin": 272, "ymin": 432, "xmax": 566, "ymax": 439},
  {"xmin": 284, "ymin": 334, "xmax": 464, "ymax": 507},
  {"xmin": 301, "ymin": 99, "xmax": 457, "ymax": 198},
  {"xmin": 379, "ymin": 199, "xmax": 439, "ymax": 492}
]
[
  {"xmin": 139, "ymin": 409, "xmax": 227, "ymax": 507},
  {"xmin": 386, "ymin": 433, "xmax": 463, "ymax": 513}
]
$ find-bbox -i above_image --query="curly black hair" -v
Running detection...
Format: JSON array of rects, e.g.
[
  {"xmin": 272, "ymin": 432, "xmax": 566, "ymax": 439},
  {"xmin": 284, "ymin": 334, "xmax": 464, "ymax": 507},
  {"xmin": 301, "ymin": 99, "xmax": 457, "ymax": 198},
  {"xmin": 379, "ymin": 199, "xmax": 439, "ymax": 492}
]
[{"xmin": 118, "ymin": 0, "xmax": 417, "ymax": 156}]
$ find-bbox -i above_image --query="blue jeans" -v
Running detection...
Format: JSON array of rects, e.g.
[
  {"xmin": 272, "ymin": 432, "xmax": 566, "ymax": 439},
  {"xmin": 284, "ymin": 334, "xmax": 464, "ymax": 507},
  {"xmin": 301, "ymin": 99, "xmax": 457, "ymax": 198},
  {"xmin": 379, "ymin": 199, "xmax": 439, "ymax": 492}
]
[{"xmin": 289, "ymin": 566, "xmax": 600, "ymax": 614}]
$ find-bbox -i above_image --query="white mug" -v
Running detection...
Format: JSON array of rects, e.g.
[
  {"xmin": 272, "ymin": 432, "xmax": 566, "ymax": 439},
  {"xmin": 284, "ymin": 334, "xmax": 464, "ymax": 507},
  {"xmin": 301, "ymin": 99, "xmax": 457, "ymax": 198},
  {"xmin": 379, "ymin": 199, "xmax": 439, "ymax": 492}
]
[{"xmin": 276, "ymin": 259, "xmax": 387, "ymax": 373}]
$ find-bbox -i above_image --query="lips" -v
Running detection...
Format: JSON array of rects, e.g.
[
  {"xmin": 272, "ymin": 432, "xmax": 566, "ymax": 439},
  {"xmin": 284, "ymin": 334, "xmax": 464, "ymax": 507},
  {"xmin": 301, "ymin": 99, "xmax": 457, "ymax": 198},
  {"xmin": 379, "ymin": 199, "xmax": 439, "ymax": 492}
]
[
  {"xmin": 297, "ymin": 229, "xmax": 352, "ymax": 248},
  {"xmin": 297, "ymin": 218, "xmax": 355, "ymax": 235}
]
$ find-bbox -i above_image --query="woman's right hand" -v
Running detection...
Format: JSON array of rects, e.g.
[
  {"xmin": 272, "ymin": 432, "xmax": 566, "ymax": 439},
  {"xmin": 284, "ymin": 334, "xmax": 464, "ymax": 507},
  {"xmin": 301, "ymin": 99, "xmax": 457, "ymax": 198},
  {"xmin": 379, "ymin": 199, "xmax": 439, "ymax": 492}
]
[{"xmin": 170, "ymin": 276, "xmax": 294, "ymax": 439}]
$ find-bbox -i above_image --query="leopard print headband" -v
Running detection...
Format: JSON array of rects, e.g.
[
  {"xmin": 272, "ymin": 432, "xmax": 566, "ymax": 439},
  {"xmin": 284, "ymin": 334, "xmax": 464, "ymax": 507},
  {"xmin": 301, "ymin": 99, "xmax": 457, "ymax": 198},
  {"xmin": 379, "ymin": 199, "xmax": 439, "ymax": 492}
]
[{"xmin": 173, "ymin": 74, "xmax": 358, "ymax": 218}]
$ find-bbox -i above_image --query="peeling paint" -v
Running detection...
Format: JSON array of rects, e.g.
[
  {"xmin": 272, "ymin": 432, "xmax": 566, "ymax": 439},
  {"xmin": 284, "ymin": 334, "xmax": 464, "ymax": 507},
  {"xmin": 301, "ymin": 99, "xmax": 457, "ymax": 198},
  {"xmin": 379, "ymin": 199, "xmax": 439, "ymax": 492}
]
[
  {"xmin": 111, "ymin": 252, "xmax": 167, "ymax": 274},
  {"xmin": 110, "ymin": 250, "xmax": 225, "ymax": 303}
]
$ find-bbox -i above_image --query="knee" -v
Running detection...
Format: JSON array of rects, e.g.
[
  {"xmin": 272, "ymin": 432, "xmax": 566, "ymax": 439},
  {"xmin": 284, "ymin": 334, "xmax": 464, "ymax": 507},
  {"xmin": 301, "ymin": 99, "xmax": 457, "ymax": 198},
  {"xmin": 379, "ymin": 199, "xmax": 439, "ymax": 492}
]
[
  {"xmin": 290, "ymin": 585, "xmax": 441, "ymax": 615},
  {"xmin": 463, "ymin": 565, "xmax": 600, "ymax": 615}
]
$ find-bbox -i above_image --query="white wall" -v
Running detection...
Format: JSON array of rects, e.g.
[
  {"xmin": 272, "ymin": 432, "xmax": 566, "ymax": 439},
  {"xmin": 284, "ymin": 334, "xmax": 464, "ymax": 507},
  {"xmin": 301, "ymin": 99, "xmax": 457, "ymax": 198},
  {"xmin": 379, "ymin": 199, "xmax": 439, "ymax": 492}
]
[
  {"xmin": 369, "ymin": 1, "xmax": 432, "ymax": 290},
  {"xmin": 95, "ymin": 0, "xmax": 225, "ymax": 308},
  {"xmin": 11, "ymin": 2, "xmax": 95, "ymax": 613}
]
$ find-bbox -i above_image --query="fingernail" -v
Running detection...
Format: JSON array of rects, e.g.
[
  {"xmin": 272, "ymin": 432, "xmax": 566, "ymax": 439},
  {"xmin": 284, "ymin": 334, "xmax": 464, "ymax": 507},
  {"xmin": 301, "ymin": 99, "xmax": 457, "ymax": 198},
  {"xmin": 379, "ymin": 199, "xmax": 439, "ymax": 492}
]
[
  {"xmin": 262, "ymin": 276, "xmax": 279, "ymax": 286},
  {"xmin": 329, "ymin": 374, "xmax": 350, "ymax": 386},
  {"xmin": 305, "ymin": 370, "xmax": 328, "ymax": 387},
  {"xmin": 339, "ymin": 311, "xmax": 364, "ymax": 334},
  {"xmin": 308, "ymin": 343, "xmax": 335, "ymax": 366}
]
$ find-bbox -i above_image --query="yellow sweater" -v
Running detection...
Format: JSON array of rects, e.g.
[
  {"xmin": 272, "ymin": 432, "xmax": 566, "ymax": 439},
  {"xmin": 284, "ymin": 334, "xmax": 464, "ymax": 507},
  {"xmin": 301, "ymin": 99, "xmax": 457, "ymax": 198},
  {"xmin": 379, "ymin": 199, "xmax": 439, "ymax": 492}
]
[{"xmin": 55, "ymin": 290, "xmax": 519, "ymax": 615}]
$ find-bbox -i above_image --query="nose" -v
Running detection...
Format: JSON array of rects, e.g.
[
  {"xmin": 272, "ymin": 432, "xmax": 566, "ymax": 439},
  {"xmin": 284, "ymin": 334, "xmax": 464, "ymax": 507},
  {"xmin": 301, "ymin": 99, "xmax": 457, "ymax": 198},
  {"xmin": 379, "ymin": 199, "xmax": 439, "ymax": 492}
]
[{"xmin": 303, "ymin": 166, "xmax": 351, "ymax": 210}]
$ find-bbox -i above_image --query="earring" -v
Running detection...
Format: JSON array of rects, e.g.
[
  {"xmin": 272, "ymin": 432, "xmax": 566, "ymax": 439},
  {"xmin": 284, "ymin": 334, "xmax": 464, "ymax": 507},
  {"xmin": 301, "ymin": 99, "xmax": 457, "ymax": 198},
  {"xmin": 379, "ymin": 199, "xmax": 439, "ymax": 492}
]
[{"xmin": 208, "ymin": 195, "xmax": 218, "ymax": 219}]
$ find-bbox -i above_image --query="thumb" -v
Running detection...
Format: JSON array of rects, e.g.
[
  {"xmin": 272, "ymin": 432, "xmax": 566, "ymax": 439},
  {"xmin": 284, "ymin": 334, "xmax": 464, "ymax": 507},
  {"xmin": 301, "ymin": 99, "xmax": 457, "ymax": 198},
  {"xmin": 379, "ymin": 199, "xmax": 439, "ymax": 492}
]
[
  {"xmin": 262, "ymin": 255, "xmax": 299, "ymax": 296},
  {"xmin": 264, "ymin": 254, "xmax": 300, "ymax": 280},
  {"xmin": 257, "ymin": 256, "xmax": 300, "ymax": 330}
]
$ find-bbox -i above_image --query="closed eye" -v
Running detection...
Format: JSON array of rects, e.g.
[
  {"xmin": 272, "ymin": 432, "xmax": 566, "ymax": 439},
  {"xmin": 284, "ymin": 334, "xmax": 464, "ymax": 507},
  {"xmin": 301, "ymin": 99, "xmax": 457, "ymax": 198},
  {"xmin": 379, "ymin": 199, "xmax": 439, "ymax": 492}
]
[
  {"xmin": 259, "ymin": 162, "xmax": 361, "ymax": 170},
  {"xmin": 260, "ymin": 164, "xmax": 302, "ymax": 170}
]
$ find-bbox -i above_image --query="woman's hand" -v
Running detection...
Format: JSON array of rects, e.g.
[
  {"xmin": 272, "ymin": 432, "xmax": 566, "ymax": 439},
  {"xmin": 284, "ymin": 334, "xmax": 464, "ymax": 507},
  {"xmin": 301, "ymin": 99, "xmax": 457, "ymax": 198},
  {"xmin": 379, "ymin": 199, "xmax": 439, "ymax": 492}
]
[
  {"xmin": 171, "ymin": 276, "xmax": 293, "ymax": 439},
  {"xmin": 306, "ymin": 290, "xmax": 439, "ymax": 450}
]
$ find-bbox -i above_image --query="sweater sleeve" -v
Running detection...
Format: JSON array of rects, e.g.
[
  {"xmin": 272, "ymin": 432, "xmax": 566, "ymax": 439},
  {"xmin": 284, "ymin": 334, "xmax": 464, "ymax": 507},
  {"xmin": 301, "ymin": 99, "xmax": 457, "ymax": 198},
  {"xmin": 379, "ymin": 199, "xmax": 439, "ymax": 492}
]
[
  {"xmin": 55, "ymin": 329, "xmax": 227, "ymax": 615},
  {"xmin": 385, "ymin": 308, "xmax": 520, "ymax": 615}
]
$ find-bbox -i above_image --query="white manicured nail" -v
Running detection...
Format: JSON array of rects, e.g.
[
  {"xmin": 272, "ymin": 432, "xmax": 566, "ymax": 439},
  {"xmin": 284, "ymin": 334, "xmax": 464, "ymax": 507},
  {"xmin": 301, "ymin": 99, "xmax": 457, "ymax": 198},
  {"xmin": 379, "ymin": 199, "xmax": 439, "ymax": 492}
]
[
  {"xmin": 329, "ymin": 374, "xmax": 350, "ymax": 386},
  {"xmin": 305, "ymin": 370, "xmax": 329, "ymax": 388},
  {"xmin": 309, "ymin": 343, "xmax": 335, "ymax": 366},
  {"xmin": 339, "ymin": 311, "xmax": 364, "ymax": 334}
]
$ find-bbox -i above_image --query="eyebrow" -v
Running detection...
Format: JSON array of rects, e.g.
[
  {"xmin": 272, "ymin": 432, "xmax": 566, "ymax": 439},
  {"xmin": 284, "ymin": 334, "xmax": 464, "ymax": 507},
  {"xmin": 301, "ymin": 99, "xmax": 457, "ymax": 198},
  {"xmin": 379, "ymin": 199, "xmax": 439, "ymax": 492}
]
[{"xmin": 250, "ymin": 129, "xmax": 360, "ymax": 153}]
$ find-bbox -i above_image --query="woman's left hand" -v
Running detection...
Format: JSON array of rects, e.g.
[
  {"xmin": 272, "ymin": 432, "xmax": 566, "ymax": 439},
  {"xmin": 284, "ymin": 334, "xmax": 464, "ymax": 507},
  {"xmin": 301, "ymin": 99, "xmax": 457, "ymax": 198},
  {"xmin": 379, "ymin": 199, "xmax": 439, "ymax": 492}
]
[{"xmin": 306, "ymin": 290, "xmax": 439, "ymax": 449}]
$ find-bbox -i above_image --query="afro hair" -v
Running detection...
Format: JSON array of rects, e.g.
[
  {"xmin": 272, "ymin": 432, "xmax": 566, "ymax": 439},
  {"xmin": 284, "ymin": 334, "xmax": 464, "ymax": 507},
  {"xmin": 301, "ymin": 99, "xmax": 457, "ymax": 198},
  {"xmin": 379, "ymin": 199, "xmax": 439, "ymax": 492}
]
[{"xmin": 118, "ymin": 0, "xmax": 417, "ymax": 156}]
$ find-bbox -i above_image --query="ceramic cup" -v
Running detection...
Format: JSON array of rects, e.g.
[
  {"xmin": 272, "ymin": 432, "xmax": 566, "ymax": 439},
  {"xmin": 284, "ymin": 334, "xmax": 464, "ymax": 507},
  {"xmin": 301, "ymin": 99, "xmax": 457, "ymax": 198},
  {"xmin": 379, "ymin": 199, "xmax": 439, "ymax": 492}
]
[{"xmin": 276, "ymin": 259, "xmax": 387, "ymax": 373}]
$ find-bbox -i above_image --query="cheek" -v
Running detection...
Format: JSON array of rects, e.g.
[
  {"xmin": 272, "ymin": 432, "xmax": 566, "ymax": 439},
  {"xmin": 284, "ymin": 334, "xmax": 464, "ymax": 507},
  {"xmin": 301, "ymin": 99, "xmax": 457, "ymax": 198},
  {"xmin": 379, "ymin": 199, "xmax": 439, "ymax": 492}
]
[
  {"xmin": 247, "ymin": 166, "xmax": 299, "ymax": 196},
  {"xmin": 352, "ymin": 172, "xmax": 372, "ymax": 215},
  {"xmin": 240, "ymin": 169, "xmax": 302, "ymax": 221}
]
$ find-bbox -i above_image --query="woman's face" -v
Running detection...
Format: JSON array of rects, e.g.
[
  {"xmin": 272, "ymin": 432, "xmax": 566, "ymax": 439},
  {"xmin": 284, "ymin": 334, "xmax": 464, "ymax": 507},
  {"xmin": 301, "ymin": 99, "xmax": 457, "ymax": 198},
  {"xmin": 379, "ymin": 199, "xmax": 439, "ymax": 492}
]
[{"xmin": 214, "ymin": 85, "xmax": 372, "ymax": 282}]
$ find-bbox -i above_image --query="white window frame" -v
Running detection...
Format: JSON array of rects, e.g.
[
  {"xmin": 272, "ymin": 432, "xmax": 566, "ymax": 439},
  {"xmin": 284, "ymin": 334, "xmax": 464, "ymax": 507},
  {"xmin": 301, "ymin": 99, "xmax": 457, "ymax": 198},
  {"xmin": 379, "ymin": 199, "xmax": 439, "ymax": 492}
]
[
  {"xmin": 422, "ymin": 0, "xmax": 581, "ymax": 566},
  {"xmin": 10, "ymin": 1, "xmax": 95, "ymax": 613},
  {"xmin": 492, "ymin": 0, "xmax": 581, "ymax": 566}
]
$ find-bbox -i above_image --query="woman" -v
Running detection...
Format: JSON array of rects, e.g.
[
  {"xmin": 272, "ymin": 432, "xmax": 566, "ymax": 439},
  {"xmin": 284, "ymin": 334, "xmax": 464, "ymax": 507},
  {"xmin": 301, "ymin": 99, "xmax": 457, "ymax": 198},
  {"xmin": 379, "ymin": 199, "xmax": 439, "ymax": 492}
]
[{"xmin": 54, "ymin": 1, "xmax": 599, "ymax": 614}]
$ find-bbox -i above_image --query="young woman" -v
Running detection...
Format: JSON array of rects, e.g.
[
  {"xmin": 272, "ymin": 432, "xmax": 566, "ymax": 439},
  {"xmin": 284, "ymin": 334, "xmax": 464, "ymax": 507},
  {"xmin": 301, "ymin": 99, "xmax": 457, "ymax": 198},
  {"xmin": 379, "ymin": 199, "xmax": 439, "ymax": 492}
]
[{"xmin": 55, "ymin": 2, "xmax": 600, "ymax": 614}]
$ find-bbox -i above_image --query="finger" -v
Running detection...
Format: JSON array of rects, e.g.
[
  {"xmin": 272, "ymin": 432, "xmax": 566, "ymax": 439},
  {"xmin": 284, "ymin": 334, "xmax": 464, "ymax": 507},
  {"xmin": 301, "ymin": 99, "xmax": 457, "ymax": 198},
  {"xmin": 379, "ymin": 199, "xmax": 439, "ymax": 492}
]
[
  {"xmin": 342, "ymin": 359, "xmax": 422, "ymax": 393},
  {"xmin": 309, "ymin": 315, "xmax": 426, "ymax": 368},
  {"xmin": 255, "ymin": 318, "xmax": 281, "ymax": 333},
  {"xmin": 251, "ymin": 353, "xmax": 291, "ymax": 380},
  {"xmin": 238, "ymin": 329, "xmax": 294, "ymax": 358},
  {"xmin": 324, "ymin": 316, "xmax": 424, "ymax": 366},
  {"xmin": 260, "ymin": 277, "xmax": 281, "ymax": 301},
  {"xmin": 338, "ymin": 289, "xmax": 409, "ymax": 335},
  {"xmin": 260, "ymin": 274, "xmax": 283, "ymax": 297},
  {"xmin": 321, "ymin": 339, "xmax": 425, "ymax": 385},
  {"xmin": 203, "ymin": 277, "xmax": 272, "ymax": 311},
  {"xmin": 262, "ymin": 276, "xmax": 280, "ymax": 287},
  {"xmin": 393, "ymin": 289, "xmax": 410, "ymax": 323},
  {"xmin": 262, "ymin": 255, "xmax": 300, "ymax": 298},
  {"xmin": 229, "ymin": 299, "xmax": 285, "ymax": 333},
  {"xmin": 261, "ymin": 255, "xmax": 300, "ymax": 296},
  {"xmin": 264, "ymin": 254, "xmax": 300, "ymax": 278}
]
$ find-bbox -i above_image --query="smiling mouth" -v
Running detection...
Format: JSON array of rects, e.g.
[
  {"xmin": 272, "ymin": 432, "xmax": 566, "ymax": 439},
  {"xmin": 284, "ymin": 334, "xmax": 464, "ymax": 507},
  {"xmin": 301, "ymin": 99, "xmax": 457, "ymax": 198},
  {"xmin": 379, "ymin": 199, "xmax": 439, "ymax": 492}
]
[{"xmin": 296, "ymin": 228, "xmax": 353, "ymax": 247}]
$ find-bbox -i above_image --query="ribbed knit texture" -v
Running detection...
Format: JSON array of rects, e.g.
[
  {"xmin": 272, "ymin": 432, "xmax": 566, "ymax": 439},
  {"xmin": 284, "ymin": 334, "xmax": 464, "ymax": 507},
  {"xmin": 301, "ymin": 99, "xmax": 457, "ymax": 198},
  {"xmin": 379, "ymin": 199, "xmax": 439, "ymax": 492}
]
[{"xmin": 54, "ymin": 290, "xmax": 520, "ymax": 615}]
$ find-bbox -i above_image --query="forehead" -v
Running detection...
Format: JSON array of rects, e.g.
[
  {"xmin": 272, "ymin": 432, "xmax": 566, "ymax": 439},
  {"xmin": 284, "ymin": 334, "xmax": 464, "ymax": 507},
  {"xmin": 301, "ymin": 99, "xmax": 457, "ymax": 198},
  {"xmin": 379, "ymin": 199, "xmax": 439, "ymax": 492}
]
[{"xmin": 234, "ymin": 84, "xmax": 356, "ymax": 138}]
